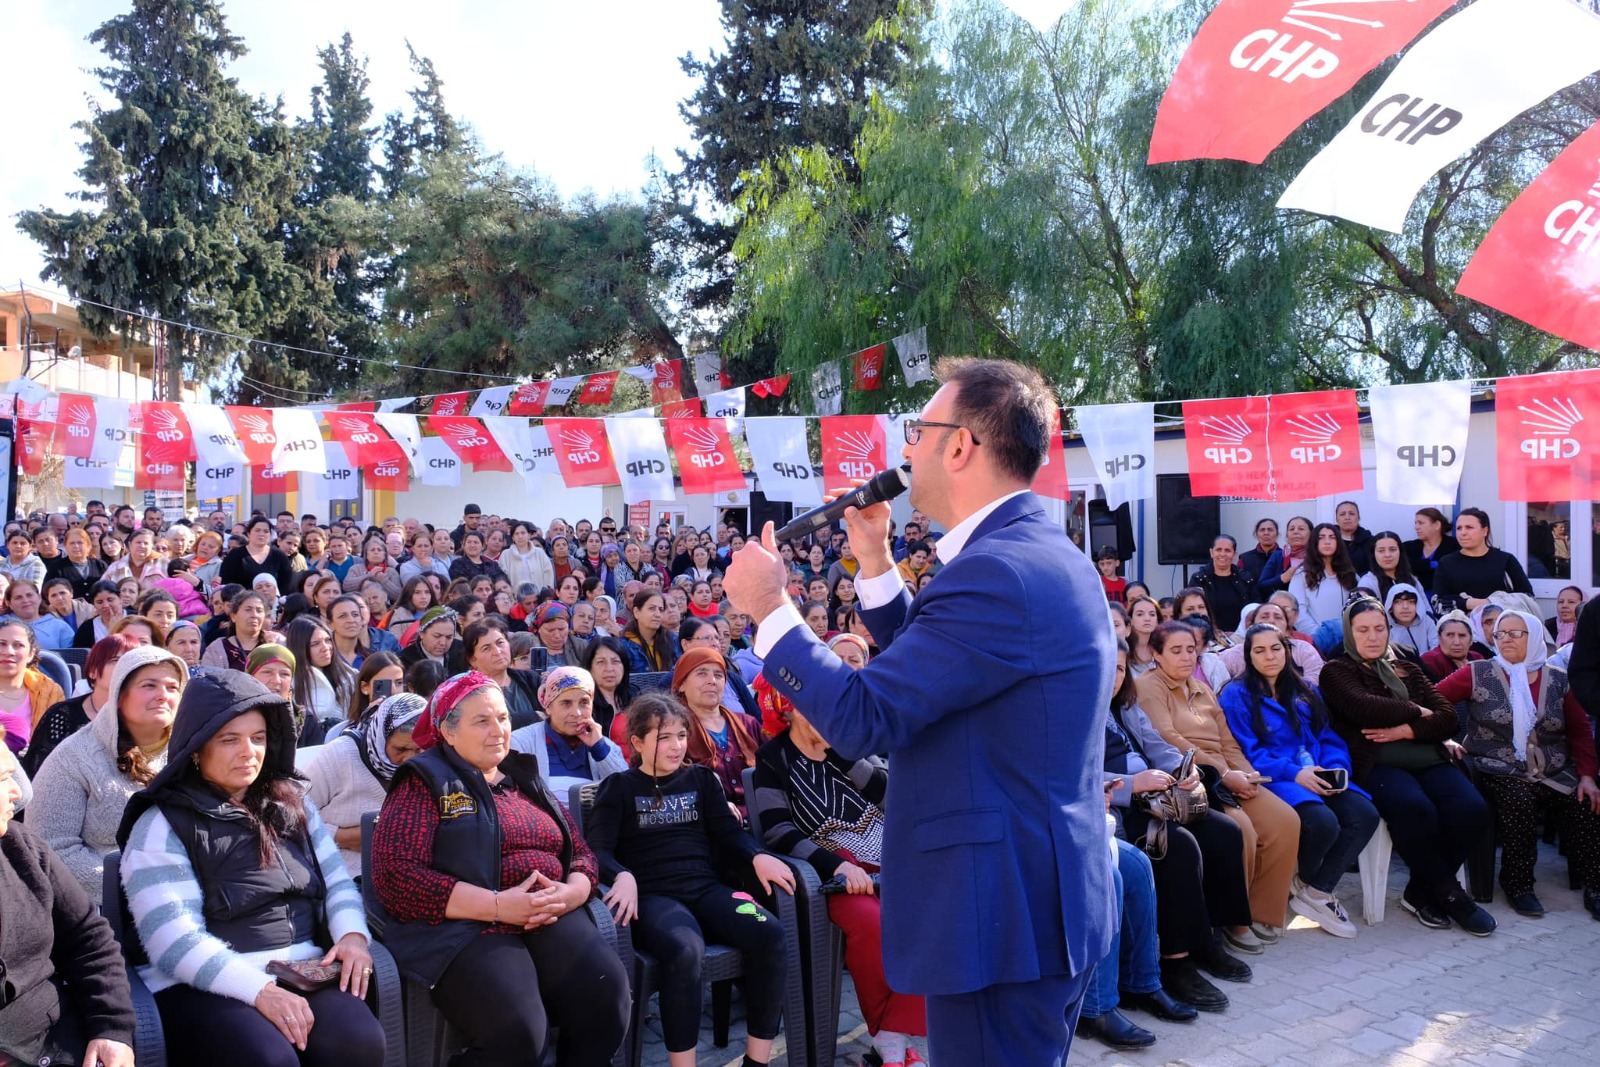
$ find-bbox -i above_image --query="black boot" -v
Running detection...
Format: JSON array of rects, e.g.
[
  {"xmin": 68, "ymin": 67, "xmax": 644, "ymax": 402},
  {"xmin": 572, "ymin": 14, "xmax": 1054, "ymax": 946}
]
[
  {"xmin": 1076, "ymin": 1009, "xmax": 1156, "ymax": 1050},
  {"xmin": 1158, "ymin": 958, "xmax": 1229, "ymax": 1013}
]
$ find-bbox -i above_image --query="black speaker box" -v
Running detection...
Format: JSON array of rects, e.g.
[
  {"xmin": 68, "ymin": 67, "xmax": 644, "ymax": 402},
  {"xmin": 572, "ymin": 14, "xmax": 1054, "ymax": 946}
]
[
  {"xmin": 1088, "ymin": 500, "xmax": 1136, "ymax": 561},
  {"xmin": 1156, "ymin": 474, "xmax": 1220, "ymax": 565}
]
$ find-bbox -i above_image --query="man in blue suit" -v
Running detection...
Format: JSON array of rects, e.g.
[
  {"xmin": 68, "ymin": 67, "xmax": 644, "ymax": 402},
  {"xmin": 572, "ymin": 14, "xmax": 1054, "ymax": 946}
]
[{"xmin": 725, "ymin": 358, "xmax": 1116, "ymax": 1065}]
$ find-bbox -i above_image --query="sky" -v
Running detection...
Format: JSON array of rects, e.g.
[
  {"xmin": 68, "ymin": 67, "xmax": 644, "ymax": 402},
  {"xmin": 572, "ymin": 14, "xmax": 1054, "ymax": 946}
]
[{"xmin": 2, "ymin": 0, "xmax": 729, "ymax": 291}]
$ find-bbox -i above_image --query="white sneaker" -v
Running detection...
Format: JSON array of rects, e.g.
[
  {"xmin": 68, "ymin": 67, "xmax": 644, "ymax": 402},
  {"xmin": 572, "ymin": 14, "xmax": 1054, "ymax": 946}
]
[{"xmin": 1291, "ymin": 886, "xmax": 1357, "ymax": 938}]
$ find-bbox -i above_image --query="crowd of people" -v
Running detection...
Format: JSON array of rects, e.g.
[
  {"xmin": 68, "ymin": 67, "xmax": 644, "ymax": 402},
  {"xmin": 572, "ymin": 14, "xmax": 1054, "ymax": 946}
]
[{"xmin": 1, "ymin": 492, "xmax": 1596, "ymax": 1065}]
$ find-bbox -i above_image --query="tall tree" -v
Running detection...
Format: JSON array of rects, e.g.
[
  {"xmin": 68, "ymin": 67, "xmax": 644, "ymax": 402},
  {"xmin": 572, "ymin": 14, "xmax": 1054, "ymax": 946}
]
[{"xmin": 17, "ymin": 0, "xmax": 319, "ymax": 396}]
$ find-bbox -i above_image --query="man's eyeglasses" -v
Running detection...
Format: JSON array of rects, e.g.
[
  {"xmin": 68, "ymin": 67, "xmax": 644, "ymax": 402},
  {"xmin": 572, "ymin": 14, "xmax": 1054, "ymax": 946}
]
[{"xmin": 903, "ymin": 419, "xmax": 981, "ymax": 446}]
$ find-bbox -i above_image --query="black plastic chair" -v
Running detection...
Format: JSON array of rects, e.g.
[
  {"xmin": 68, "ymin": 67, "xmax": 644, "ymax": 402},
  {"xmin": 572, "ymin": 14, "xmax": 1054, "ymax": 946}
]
[
  {"xmin": 632, "ymin": 671, "xmax": 672, "ymax": 693},
  {"xmin": 53, "ymin": 646, "xmax": 90, "ymax": 674},
  {"xmin": 569, "ymin": 781, "xmax": 810, "ymax": 1067},
  {"xmin": 359, "ymin": 813, "xmax": 630, "ymax": 1067},
  {"xmin": 743, "ymin": 766, "xmax": 838, "ymax": 1067}
]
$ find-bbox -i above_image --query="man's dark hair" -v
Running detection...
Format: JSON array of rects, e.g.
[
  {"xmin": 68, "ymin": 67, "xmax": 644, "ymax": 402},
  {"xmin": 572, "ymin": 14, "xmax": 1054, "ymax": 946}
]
[{"xmin": 936, "ymin": 357, "xmax": 1054, "ymax": 483}]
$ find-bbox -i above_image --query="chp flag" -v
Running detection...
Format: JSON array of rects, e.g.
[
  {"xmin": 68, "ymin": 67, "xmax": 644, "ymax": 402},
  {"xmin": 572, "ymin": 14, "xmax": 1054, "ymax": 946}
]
[
  {"xmin": 744, "ymin": 417, "xmax": 822, "ymax": 508},
  {"xmin": 819, "ymin": 415, "xmax": 888, "ymax": 497},
  {"xmin": 88, "ymin": 397, "xmax": 132, "ymax": 470},
  {"xmin": 1494, "ymin": 369, "xmax": 1600, "ymax": 502},
  {"xmin": 813, "ymin": 361, "xmax": 844, "ymax": 416},
  {"xmin": 1278, "ymin": 0, "xmax": 1600, "ymax": 233},
  {"xmin": 892, "ymin": 326, "xmax": 934, "ymax": 386},
  {"xmin": 1457, "ymin": 118, "xmax": 1600, "ymax": 350},
  {"xmin": 1368, "ymin": 379, "xmax": 1471, "ymax": 505},
  {"xmin": 268, "ymin": 408, "xmax": 327, "ymax": 475},
  {"xmin": 667, "ymin": 417, "xmax": 745, "ymax": 496},
  {"xmin": 605, "ymin": 414, "xmax": 676, "ymax": 504},
  {"xmin": 1149, "ymin": 0, "xmax": 1456, "ymax": 165},
  {"xmin": 1031, "ymin": 405, "xmax": 1070, "ymax": 502},
  {"xmin": 416, "ymin": 435, "xmax": 462, "ymax": 488},
  {"xmin": 545, "ymin": 418, "xmax": 621, "ymax": 488},
  {"xmin": 1076, "ymin": 402, "xmax": 1155, "ymax": 510},
  {"xmin": 853, "ymin": 343, "xmax": 886, "ymax": 392},
  {"xmin": 1268, "ymin": 389, "xmax": 1363, "ymax": 502},
  {"xmin": 373, "ymin": 413, "xmax": 425, "ymax": 475},
  {"xmin": 1183, "ymin": 396, "xmax": 1273, "ymax": 500},
  {"xmin": 56, "ymin": 393, "xmax": 98, "ymax": 459}
]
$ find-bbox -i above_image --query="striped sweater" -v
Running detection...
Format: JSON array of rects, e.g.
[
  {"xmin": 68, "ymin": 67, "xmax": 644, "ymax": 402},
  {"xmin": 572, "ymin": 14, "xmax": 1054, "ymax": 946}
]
[{"xmin": 120, "ymin": 796, "xmax": 368, "ymax": 1003}]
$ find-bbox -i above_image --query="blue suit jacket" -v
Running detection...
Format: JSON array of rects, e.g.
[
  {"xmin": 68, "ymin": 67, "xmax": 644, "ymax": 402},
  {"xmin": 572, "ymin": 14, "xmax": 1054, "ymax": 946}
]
[{"xmin": 763, "ymin": 492, "xmax": 1116, "ymax": 997}]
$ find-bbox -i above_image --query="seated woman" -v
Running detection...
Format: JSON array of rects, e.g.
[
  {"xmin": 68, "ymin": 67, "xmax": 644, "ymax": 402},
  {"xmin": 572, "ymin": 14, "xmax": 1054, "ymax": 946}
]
[
  {"xmin": 510, "ymin": 666, "xmax": 628, "ymax": 801},
  {"xmin": 0, "ymin": 578, "xmax": 76, "ymax": 650},
  {"xmin": 1385, "ymin": 587, "xmax": 1438, "ymax": 655},
  {"xmin": 199, "ymin": 589, "xmax": 283, "ymax": 671},
  {"xmin": 671, "ymin": 645, "xmax": 764, "ymax": 817},
  {"xmin": 1135, "ymin": 622, "xmax": 1300, "ymax": 955},
  {"xmin": 1219, "ymin": 625, "xmax": 1380, "ymax": 939},
  {"xmin": 1320, "ymin": 599, "xmax": 1495, "ymax": 934},
  {"xmin": 0, "ymin": 742, "xmax": 136, "ymax": 1067},
  {"xmin": 31, "ymin": 644, "xmax": 185, "ymax": 905},
  {"xmin": 284, "ymin": 616, "xmax": 356, "ymax": 732},
  {"xmin": 1546, "ymin": 585, "xmax": 1584, "ymax": 649},
  {"xmin": 1432, "ymin": 609, "xmax": 1600, "ymax": 920},
  {"xmin": 304, "ymin": 692, "xmax": 425, "ymax": 879},
  {"xmin": 585, "ymin": 635, "xmax": 635, "ymax": 738},
  {"xmin": 165, "ymin": 618, "xmax": 205, "ymax": 671},
  {"xmin": 1420, "ymin": 610, "xmax": 1481, "ymax": 683},
  {"xmin": 463, "ymin": 617, "xmax": 542, "ymax": 730},
  {"xmin": 373, "ymin": 672, "xmax": 628, "ymax": 1066},
  {"xmin": 0, "ymin": 620, "xmax": 66, "ymax": 758},
  {"xmin": 621, "ymin": 590, "xmax": 681, "ymax": 674},
  {"xmin": 117, "ymin": 670, "xmax": 386, "ymax": 1067},
  {"xmin": 752, "ymin": 636, "xmax": 930, "ymax": 1066},
  {"xmin": 22, "ymin": 632, "xmax": 140, "ymax": 777},
  {"xmin": 1219, "ymin": 601, "xmax": 1323, "ymax": 684},
  {"xmin": 680, "ymin": 617, "xmax": 760, "ymax": 720},
  {"xmin": 399, "ymin": 606, "xmax": 468, "ymax": 675},
  {"xmin": 1105, "ymin": 641, "xmax": 1251, "ymax": 1008},
  {"xmin": 590, "ymin": 694, "xmax": 794, "ymax": 1067}
]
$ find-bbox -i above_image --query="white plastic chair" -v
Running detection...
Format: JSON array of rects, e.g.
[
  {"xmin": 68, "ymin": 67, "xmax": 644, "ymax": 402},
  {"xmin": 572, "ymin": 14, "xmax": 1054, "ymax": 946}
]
[{"xmin": 1357, "ymin": 819, "xmax": 1393, "ymax": 924}]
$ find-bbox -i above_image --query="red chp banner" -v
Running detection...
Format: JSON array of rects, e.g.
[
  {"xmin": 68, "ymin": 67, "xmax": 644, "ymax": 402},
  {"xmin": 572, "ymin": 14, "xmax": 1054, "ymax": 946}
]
[
  {"xmin": 430, "ymin": 392, "xmax": 471, "ymax": 417},
  {"xmin": 661, "ymin": 399, "xmax": 700, "ymax": 420},
  {"xmin": 507, "ymin": 381, "xmax": 550, "ymax": 417},
  {"xmin": 853, "ymin": 344, "xmax": 886, "ymax": 392},
  {"xmin": 226, "ymin": 406, "xmax": 279, "ymax": 466},
  {"xmin": 545, "ymin": 418, "xmax": 620, "ymax": 487},
  {"xmin": 366, "ymin": 460, "xmax": 410, "ymax": 492},
  {"xmin": 252, "ymin": 462, "xmax": 298, "ymax": 496},
  {"xmin": 1458, "ymin": 119, "xmax": 1600, "ymax": 351},
  {"xmin": 819, "ymin": 415, "xmax": 888, "ymax": 496},
  {"xmin": 1031, "ymin": 406, "xmax": 1070, "ymax": 502},
  {"xmin": 325, "ymin": 411, "xmax": 406, "ymax": 469},
  {"xmin": 1183, "ymin": 396, "xmax": 1272, "ymax": 499},
  {"xmin": 429, "ymin": 417, "xmax": 510, "ymax": 472},
  {"xmin": 16, "ymin": 419, "xmax": 55, "ymax": 477},
  {"xmin": 651, "ymin": 360, "xmax": 684, "ymax": 405},
  {"xmin": 667, "ymin": 417, "xmax": 746, "ymax": 496},
  {"xmin": 140, "ymin": 402, "xmax": 196, "ymax": 462},
  {"xmin": 578, "ymin": 372, "xmax": 618, "ymax": 405},
  {"xmin": 1269, "ymin": 389, "xmax": 1363, "ymax": 502},
  {"xmin": 1494, "ymin": 369, "xmax": 1600, "ymax": 501},
  {"xmin": 1149, "ymin": 0, "xmax": 1456, "ymax": 165},
  {"xmin": 57, "ymin": 393, "xmax": 98, "ymax": 459},
  {"xmin": 751, "ymin": 375, "xmax": 790, "ymax": 399}
]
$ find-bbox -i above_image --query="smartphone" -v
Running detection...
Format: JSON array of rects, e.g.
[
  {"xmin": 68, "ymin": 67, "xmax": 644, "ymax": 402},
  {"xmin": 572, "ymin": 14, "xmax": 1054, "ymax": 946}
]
[
  {"xmin": 371, "ymin": 678, "xmax": 396, "ymax": 701},
  {"xmin": 1104, "ymin": 778, "xmax": 1124, "ymax": 794},
  {"xmin": 1313, "ymin": 767, "xmax": 1348, "ymax": 792}
]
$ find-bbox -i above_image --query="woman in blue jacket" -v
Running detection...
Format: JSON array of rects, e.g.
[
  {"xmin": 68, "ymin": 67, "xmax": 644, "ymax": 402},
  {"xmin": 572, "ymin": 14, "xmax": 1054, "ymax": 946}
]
[{"xmin": 1219, "ymin": 624, "xmax": 1379, "ymax": 940}]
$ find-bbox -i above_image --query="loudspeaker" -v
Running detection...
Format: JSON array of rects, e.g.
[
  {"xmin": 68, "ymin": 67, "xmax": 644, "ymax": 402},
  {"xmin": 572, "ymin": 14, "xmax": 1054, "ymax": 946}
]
[
  {"xmin": 1156, "ymin": 474, "xmax": 1220, "ymax": 565},
  {"xmin": 748, "ymin": 492, "xmax": 792, "ymax": 539},
  {"xmin": 1088, "ymin": 500, "xmax": 1136, "ymax": 562}
]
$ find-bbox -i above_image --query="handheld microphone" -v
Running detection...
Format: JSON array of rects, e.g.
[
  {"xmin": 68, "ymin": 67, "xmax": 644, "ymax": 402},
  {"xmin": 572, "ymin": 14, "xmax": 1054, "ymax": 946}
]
[{"xmin": 775, "ymin": 465, "xmax": 911, "ymax": 542}]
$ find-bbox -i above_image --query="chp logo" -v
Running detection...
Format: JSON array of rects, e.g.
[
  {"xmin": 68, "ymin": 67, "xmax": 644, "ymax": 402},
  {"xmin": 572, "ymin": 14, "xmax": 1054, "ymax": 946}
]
[
  {"xmin": 433, "ymin": 395, "xmax": 464, "ymax": 417},
  {"xmin": 336, "ymin": 416, "xmax": 383, "ymax": 446},
  {"xmin": 1517, "ymin": 396, "xmax": 1584, "ymax": 460},
  {"xmin": 1285, "ymin": 411, "xmax": 1344, "ymax": 463},
  {"xmin": 834, "ymin": 431, "xmax": 879, "ymax": 480},
  {"xmin": 146, "ymin": 406, "xmax": 187, "ymax": 445},
  {"xmin": 235, "ymin": 411, "xmax": 276, "ymax": 445},
  {"xmin": 1199, "ymin": 413, "xmax": 1256, "ymax": 465},
  {"xmin": 63, "ymin": 401, "xmax": 93, "ymax": 440},
  {"xmin": 560, "ymin": 426, "xmax": 604, "ymax": 465},
  {"xmin": 858, "ymin": 348, "xmax": 882, "ymax": 383},
  {"xmin": 681, "ymin": 424, "xmax": 726, "ymax": 469},
  {"xmin": 443, "ymin": 421, "xmax": 489, "ymax": 449},
  {"xmin": 373, "ymin": 462, "xmax": 404, "ymax": 479}
]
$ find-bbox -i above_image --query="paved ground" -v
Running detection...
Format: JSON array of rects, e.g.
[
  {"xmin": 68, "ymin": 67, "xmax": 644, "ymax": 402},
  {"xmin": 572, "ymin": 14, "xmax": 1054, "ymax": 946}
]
[{"xmin": 639, "ymin": 841, "xmax": 1599, "ymax": 1065}]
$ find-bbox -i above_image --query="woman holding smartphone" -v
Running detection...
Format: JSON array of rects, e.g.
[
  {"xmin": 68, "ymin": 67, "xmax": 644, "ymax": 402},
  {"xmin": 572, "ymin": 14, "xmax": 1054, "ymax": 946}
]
[{"xmin": 1218, "ymin": 624, "xmax": 1379, "ymax": 939}]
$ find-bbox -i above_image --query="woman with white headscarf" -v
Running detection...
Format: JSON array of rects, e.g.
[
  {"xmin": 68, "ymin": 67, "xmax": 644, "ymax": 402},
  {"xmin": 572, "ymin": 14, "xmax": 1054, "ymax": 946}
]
[
  {"xmin": 303, "ymin": 693, "xmax": 426, "ymax": 878},
  {"xmin": 1433, "ymin": 608, "xmax": 1600, "ymax": 921}
]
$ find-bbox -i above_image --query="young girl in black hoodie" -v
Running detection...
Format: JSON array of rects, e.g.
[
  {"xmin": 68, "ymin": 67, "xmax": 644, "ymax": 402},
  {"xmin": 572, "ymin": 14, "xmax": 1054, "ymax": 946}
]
[{"xmin": 587, "ymin": 693, "xmax": 795, "ymax": 1067}]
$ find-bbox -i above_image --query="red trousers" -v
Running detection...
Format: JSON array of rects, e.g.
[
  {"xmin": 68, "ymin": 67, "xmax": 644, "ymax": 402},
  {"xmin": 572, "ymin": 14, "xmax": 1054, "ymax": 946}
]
[{"xmin": 826, "ymin": 890, "xmax": 927, "ymax": 1037}]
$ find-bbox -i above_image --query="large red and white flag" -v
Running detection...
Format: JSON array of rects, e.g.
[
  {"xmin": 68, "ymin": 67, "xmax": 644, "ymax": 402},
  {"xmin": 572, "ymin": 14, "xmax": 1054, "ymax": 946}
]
[
  {"xmin": 507, "ymin": 381, "xmax": 551, "ymax": 416},
  {"xmin": 430, "ymin": 392, "xmax": 471, "ymax": 417},
  {"xmin": 139, "ymin": 402, "xmax": 196, "ymax": 462},
  {"xmin": 668, "ymin": 417, "xmax": 746, "ymax": 496},
  {"xmin": 1494, "ymin": 369, "xmax": 1600, "ymax": 502},
  {"xmin": 56, "ymin": 394, "xmax": 98, "ymax": 459},
  {"xmin": 578, "ymin": 372, "xmax": 618, "ymax": 406},
  {"xmin": 651, "ymin": 360, "xmax": 685, "ymax": 405},
  {"xmin": 1183, "ymin": 396, "xmax": 1272, "ymax": 499},
  {"xmin": 545, "ymin": 418, "xmax": 621, "ymax": 487},
  {"xmin": 1457, "ymin": 118, "xmax": 1600, "ymax": 350},
  {"xmin": 1268, "ymin": 389, "xmax": 1363, "ymax": 502},
  {"xmin": 1150, "ymin": 0, "xmax": 1455, "ymax": 166},
  {"xmin": 1279, "ymin": 0, "xmax": 1600, "ymax": 233},
  {"xmin": 818, "ymin": 415, "xmax": 888, "ymax": 496},
  {"xmin": 227, "ymin": 406, "xmax": 279, "ymax": 467},
  {"xmin": 325, "ymin": 410, "xmax": 407, "ymax": 470},
  {"xmin": 429, "ymin": 416, "xmax": 510, "ymax": 472}
]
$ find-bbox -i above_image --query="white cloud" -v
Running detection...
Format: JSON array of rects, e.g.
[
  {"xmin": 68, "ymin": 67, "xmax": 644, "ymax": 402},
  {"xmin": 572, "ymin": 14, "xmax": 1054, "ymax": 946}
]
[{"xmin": 3, "ymin": 0, "xmax": 726, "ymax": 285}]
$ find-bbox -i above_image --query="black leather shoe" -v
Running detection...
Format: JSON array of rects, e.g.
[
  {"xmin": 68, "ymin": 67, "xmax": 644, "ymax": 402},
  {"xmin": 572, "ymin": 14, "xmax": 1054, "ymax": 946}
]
[
  {"xmin": 1400, "ymin": 884, "xmax": 1451, "ymax": 930},
  {"xmin": 1121, "ymin": 987, "xmax": 1199, "ymax": 1022},
  {"xmin": 1198, "ymin": 933, "xmax": 1253, "ymax": 983},
  {"xmin": 1158, "ymin": 959, "xmax": 1230, "ymax": 1013},
  {"xmin": 1508, "ymin": 891, "xmax": 1545, "ymax": 917},
  {"xmin": 1442, "ymin": 889, "xmax": 1496, "ymax": 937},
  {"xmin": 1076, "ymin": 1009, "xmax": 1156, "ymax": 1050}
]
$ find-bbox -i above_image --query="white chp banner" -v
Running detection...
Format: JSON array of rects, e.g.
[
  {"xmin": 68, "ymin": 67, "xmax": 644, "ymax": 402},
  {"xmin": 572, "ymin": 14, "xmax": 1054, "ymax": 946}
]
[
  {"xmin": 374, "ymin": 413, "xmax": 425, "ymax": 474},
  {"xmin": 1368, "ymin": 379, "xmax": 1472, "ymax": 505},
  {"xmin": 605, "ymin": 415, "xmax": 676, "ymax": 504},
  {"xmin": 193, "ymin": 458, "xmax": 242, "ymax": 501},
  {"xmin": 268, "ymin": 408, "xmax": 326, "ymax": 474},
  {"xmin": 813, "ymin": 361, "xmax": 843, "ymax": 416},
  {"xmin": 1076, "ymin": 402, "xmax": 1155, "ymax": 511},
  {"xmin": 183, "ymin": 402, "xmax": 247, "ymax": 468},
  {"xmin": 484, "ymin": 417, "xmax": 562, "ymax": 497},
  {"xmin": 378, "ymin": 396, "xmax": 415, "ymax": 413},
  {"xmin": 469, "ymin": 386, "xmax": 514, "ymax": 417},
  {"xmin": 892, "ymin": 326, "xmax": 934, "ymax": 386},
  {"xmin": 692, "ymin": 352, "xmax": 724, "ymax": 394},
  {"xmin": 306, "ymin": 441, "xmax": 360, "ymax": 503},
  {"xmin": 64, "ymin": 455, "xmax": 118, "ymax": 490},
  {"xmin": 89, "ymin": 397, "xmax": 132, "ymax": 468},
  {"xmin": 416, "ymin": 435, "xmax": 461, "ymax": 487},
  {"xmin": 703, "ymin": 386, "xmax": 746, "ymax": 432},
  {"xmin": 745, "ymin": 417, "xmax": 822, "ymax": 507},
  {"xmin": 1278, "ymin": 0, "xmax": 1600, "ymax": 233},
  {"xmin": 545, "ymin": 377, "xmax": 585, "ymax": 407},
  {"xmin": 524, "ymin": 425, "xmax": 565, "ymax": 495}
]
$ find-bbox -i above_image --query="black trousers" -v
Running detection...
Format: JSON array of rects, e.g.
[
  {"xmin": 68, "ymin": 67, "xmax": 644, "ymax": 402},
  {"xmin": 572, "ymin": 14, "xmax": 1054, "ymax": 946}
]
[
  {"xmin": 155, "ymin": 983, "xmax": 385, "ymax": 1067},
  {"xmin": 1476, "ymin": 772, "xmax": 1600, "ymax": 895},
  {"xmin": 1122, "ymin": 807, "xmax": 1249, "ymax": 952},
  {"xmin": 430, "ymin": 908, "xmax": 630, "ymax": 1067},
  {"xmin": 1365, "ymin": 762, "xmax": 1488, "ymax": 903},
  {"xmin": 633, "ymin": 885, "xmax": 788, "ymax": 1053}
]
